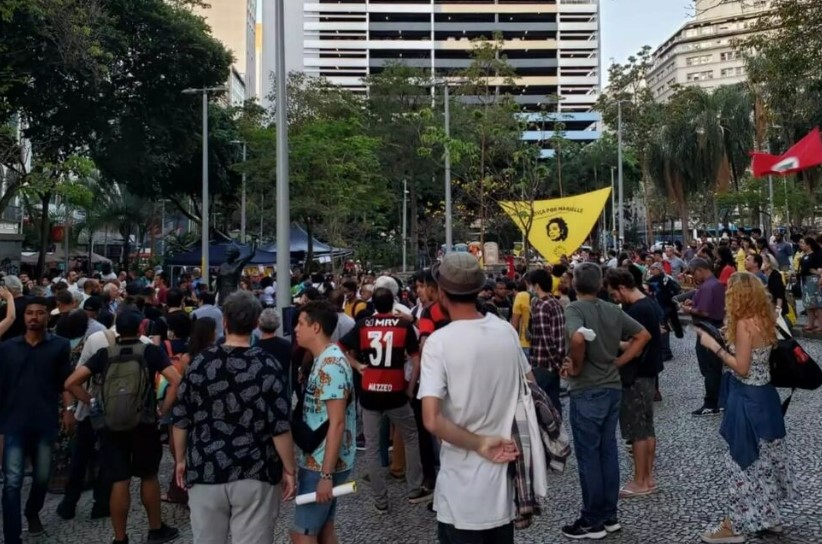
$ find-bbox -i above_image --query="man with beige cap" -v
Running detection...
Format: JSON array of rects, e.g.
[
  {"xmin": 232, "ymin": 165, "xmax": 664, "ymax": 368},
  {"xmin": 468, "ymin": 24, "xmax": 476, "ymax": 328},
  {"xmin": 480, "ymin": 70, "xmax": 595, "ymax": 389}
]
[{"xmin": 418, "ymin": 252, "xmax": 528, "ymax": 544}]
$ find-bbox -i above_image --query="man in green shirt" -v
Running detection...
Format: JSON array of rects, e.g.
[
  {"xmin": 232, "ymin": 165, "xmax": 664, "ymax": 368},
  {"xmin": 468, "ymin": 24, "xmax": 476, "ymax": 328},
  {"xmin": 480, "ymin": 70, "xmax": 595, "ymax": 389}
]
[{"xmin": 560, "ymin": 263, "xmax": 650, "ymax": 540}]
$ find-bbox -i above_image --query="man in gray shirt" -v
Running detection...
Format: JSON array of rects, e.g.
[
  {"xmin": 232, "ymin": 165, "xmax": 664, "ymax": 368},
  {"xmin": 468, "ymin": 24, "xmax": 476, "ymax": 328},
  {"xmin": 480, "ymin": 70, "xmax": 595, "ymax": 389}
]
[
  {"xmin": 664, "ymin": 246, "xmax": 686, "ymax": 276},
  {"xmin": 559, "ymin": 263, "xmax": 650, "ymax": 540}
]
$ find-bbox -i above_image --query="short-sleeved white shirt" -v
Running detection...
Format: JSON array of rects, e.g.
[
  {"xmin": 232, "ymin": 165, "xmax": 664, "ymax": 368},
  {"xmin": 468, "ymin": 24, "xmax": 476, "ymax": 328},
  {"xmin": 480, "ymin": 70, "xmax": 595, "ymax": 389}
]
[{"xmin": 418, "ymin": 313, "xmax": 530, "ymax": 531}]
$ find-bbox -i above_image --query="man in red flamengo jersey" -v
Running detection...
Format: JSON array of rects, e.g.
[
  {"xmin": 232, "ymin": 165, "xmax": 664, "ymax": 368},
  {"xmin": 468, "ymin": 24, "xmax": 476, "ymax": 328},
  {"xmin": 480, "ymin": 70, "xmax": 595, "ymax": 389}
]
[
  {"xmin": 418, "ymin": 269, "xmax": 450, "ymax": 349},
  {"xmin": 340, "ymin": 287, "xmax": 431, "ymax": 513}
]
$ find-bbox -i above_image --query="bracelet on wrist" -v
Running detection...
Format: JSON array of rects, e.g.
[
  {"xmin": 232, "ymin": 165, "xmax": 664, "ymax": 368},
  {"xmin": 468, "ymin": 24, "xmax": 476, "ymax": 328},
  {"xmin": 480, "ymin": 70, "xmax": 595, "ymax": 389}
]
[
  {"xmin": 320, "ymin": 471, "xmax": 333, "ymax": 481},
  {"xmin": 714, "ymin": 346, "xmax": 724, "ymax": 356}
]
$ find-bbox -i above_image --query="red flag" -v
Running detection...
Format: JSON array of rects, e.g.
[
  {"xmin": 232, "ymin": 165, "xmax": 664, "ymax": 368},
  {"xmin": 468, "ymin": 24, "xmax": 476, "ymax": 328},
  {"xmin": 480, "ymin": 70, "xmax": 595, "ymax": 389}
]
[{"xmin": 751, "ymin": 127, "xmax": 822, "ymax": 178}]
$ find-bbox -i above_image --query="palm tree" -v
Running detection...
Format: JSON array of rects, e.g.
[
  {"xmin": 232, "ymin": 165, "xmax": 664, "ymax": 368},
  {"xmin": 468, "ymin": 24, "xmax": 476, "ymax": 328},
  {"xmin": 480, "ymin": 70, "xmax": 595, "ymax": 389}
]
[
  {"xmin": 72, "ymin": 177, "xmax": 153, "ymax": 273},
  {"xmin": 646, "ymin": 85, "xmax": 753, "ymax": 241}
]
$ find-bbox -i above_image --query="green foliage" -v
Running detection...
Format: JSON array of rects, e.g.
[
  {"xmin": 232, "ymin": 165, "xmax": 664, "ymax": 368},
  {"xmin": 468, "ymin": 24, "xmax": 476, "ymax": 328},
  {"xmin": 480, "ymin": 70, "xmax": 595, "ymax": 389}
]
[
  {"xmin": 243, "ymin": 73, "xmax": 389, "ymax": 264},
  {"xmin": 0, "ymin": 0, "xmax": 234, "ymax": 227},
  {"xmin": 744, "ymin": 0, "xmax": 822, "ymax": 206}
]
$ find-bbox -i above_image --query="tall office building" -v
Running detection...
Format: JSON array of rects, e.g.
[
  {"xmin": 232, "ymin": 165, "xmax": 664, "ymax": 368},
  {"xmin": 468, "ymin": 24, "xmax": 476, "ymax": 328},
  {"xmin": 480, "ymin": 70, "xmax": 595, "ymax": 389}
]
[
  {"xmin": 193, "ymin": 0, "xmax": 258, "ymax": 101},
  {"xmin": 260, "ymin": 0, "xmax": 305, "ymax": 109},
  {"xmin": 300, "ymin": 0, "xmax": 601, "ymax": 153},
  {"xmin": 647, "ymin": 0, "xmax": 772, "ymax": 102}
]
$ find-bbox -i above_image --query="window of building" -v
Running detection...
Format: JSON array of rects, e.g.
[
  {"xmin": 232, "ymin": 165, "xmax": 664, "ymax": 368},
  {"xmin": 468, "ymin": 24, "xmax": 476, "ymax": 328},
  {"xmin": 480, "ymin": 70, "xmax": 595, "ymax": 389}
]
[
  {"xmin": 720, "ymin": 51, "xmax": 739, "ymax": 62},
  {"xmin": 686, "ymin": 70, "xmax": 714, "ymax": 82},
  {"xmin": 686, "ymin": 54, "xmax": 713, "ymax": 66}
]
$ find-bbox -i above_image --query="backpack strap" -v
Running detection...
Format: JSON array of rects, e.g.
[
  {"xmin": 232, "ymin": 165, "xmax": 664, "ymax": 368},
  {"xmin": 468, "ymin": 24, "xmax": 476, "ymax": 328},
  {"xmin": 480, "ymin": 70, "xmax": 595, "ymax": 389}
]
[
  {"xmin": 163, "ymin": 339, "xmax": 174, "ymax": 358},
  {"xmin": 775, "ymin": 323, "xmax": 792, "ymax": 340}
]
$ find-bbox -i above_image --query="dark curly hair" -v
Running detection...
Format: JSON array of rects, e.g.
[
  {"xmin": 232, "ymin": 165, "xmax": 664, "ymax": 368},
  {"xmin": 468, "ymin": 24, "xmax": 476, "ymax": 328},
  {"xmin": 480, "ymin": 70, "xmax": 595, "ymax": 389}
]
[{"xmin": 546, "ymin": 217, "xmax": 569, "ymax": 242}]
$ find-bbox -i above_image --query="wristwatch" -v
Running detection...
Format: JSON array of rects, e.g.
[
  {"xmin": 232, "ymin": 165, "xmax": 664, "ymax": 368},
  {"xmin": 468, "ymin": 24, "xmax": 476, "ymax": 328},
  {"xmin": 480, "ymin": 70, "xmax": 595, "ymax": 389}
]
[
  {"xmin": 320, "ymin": 472, "xmax": 333, "ymax": 481},
  {"xmin": 65, "ymin": 405, "xmax": 76, "ymax": 413}
]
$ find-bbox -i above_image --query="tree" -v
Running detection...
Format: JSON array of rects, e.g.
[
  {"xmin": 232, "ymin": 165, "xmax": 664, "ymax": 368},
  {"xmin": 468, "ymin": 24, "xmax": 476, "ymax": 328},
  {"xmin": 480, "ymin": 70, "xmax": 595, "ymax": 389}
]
[
  {"xmin": 646, "ymin": 87, "xmax": 728, "ymax": 240},
  {"xmin": 89, "ymin": 0, "xmax": 234, "ymax": 225},
  {"xmin": 0, "ymin": 0, "xmax": 235, "ymax": 237},
  {"xmin": 0, "ymin": 0, "xmax": 112, "ymax": 215},
  {"xmin": 365, "ymin": 64, "xmax": 440, "ymax": 265},
  {"xmin": 597, "ymin": 46, "xmax": 666, "ymax": 243},
  {"xmin": 744, "ymin": 0, "xmax": 822, "ymax": 215},
  {"xmin": 19, "ymin": 156, "xmax": 94, "ymax": 277},
  {"xmin": 244, "ymin": 73, "xmax": 389, "ymax": 268}
]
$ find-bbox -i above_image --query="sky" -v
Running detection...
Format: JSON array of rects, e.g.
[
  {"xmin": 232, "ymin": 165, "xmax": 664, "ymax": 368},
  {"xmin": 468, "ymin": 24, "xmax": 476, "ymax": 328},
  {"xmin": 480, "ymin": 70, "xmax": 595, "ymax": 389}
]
[
  {"xmin": 257, "ymin": 0, "xmax": 692, "ymax": 81},
  {"xmin": 600, "ymin": 0, "xmax": 692, "ymax": 80}
]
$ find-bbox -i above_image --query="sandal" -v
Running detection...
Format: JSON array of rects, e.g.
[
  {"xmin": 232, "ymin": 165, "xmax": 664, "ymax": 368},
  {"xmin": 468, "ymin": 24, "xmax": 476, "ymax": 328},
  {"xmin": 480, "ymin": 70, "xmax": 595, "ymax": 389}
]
[{"xmin": 619, "ymin": 485, "xmax": 653, "ymax": 498}]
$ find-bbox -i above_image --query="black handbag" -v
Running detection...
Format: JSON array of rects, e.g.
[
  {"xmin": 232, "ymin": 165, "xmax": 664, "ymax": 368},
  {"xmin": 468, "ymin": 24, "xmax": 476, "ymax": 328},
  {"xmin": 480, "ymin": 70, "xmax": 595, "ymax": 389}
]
[
  {"xmin": 770, "ymin": 324, "xmax": 822, "ymax": 390},
  {"xmin": 769, "ymin": 323, "xmax": 822, "ymax": 413},
  {"xmin": 291, "ymin": 385, "xmax": 354, "ymax": 454}
]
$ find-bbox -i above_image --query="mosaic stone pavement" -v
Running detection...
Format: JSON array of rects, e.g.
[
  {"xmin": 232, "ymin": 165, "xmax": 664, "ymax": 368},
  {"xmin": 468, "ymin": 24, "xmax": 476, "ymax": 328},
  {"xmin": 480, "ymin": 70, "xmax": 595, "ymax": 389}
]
[{"xmin": 14, "ymin": 330, "xmax": 822, "ymax": 543}]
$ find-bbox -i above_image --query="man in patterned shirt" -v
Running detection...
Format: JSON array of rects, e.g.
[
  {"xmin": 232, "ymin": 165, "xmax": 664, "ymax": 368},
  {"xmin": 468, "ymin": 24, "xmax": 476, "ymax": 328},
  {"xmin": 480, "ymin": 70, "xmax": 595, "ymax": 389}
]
[
  {"xmin": 292, "ymin": 300, "xmax": 356, "ymax": 544},
  {"xmin": 171, "ymin": 291, "xmax": 296, "ymax": 544},
  {"xmin": 527, "ymin": 268, "xmax": 566, "ymax": 415}
]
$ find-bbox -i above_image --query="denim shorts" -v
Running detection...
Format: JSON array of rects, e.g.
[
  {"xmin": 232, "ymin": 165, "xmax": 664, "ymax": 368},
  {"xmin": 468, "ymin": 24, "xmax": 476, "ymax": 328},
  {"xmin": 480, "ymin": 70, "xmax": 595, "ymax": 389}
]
[{"xmin": 293, "ymin": 467, "xmax": 352, "ymax": 536}]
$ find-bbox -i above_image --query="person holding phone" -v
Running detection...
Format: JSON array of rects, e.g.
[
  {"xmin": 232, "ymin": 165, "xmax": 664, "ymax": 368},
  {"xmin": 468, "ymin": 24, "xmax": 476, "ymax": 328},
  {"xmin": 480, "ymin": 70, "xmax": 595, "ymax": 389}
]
[
  {"xmin": 681, "ymin": 258, "xmax": 726, "ymax": 417},
  {"xmin": 693, "ymin": 272, "xmax": 792, "ymax": 544}
]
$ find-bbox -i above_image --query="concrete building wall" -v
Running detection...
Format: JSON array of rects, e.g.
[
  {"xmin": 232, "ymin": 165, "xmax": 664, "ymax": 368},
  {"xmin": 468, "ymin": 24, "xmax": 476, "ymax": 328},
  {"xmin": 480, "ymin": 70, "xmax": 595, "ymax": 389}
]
[
  {"xmin": 695, "ymin": 0, "xmax": 771, "ymax": 21},
  {"xmin": 194, "ymin": 0, "xmax": 257, "ymax": 99},
  {"xmin": 648, "ymin": 0, "xmax": 771, "ymax": 102},
  {"xmin": 301, "ymin": 0, "xmax": 602, "ymax": 153},
  {"xmin": 260, "ymin": 0, "xmax": 305, "ymax": 109}
]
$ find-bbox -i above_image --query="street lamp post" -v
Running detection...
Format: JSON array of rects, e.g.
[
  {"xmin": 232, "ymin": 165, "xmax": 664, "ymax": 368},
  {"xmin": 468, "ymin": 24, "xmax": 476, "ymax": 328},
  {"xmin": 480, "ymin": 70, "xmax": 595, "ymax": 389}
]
[
  {"xmin": 610, "ymin": 166, "xmax": 617, "ymax": 250},
  {"xmin": 617, "ymin": 101, "xmax": 626, "ymax": 250},
  {"xmin": 182, "ymin": 85, "xmax": 227, "ymax": 290},
  {"xmin": 274, "ymin": 0, "xmax": 291, "ymax": 322},
  {"xmin": 231, "ymin": 140, "xmax": 248, "ymax": 244},
  {"xmin": 443, "ymin": 83, "xmax": 452, "ymax": 253},
  {"xmin": 402, "ymin": 179, "xmax": 408, "ymax": 273}
]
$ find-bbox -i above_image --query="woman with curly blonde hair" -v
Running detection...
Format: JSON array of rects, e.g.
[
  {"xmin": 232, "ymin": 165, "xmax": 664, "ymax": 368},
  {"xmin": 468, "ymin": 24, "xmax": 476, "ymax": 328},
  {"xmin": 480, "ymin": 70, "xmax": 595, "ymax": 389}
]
[{"xmin": 696, "ymin": 272, "xmax": 793, "ymax": 543}]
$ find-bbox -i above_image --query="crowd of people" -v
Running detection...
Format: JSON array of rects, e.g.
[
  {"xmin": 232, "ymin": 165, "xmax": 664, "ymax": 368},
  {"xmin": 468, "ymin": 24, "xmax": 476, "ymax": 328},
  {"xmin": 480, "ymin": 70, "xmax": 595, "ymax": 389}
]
[{"xmin": 0, "ymin": 226, "xmax": 804, "ymax": 543}]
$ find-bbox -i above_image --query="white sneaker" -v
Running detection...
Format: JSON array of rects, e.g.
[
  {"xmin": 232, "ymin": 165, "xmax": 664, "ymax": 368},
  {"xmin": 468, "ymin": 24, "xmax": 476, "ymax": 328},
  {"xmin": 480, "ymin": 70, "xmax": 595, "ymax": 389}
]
[{"xmin": 701, "ymin": 519, "xmax": 745, "ymax": 544}]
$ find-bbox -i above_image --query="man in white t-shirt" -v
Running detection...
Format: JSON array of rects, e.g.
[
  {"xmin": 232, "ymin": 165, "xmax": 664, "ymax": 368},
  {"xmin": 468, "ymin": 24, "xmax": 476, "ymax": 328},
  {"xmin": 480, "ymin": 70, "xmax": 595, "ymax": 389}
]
[{"xmin": 418, "ymin": 253, "xmax": 527, "ymax": 543}]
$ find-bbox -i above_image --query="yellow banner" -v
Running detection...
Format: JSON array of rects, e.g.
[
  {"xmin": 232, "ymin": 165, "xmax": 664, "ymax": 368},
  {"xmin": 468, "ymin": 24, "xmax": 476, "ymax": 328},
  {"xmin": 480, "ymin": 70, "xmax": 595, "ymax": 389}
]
[{"xmin": 500, "ymin": 187, "xmax": 612, "ymax": 263}]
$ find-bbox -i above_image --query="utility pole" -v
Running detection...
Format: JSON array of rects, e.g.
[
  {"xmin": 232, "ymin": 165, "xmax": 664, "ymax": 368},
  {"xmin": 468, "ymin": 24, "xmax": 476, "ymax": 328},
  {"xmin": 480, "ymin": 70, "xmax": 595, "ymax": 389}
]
[
  {"xmin": 274, "ymin": 0, "xmax": 291, "ymax": 322},
  {"xmin": 444, "ymin": 83, "xmax": 452, "ymax": 253},
  {"xmin": 617, "ymin": 101, "xmax": 625, "ymax": 249},
  {"xmin": 182, "ymin": 85, "xmax": 228, "ymax": 289},
  {"xmin": 402, "ymin": 179, "xmax": 408, "ymax": 272}
]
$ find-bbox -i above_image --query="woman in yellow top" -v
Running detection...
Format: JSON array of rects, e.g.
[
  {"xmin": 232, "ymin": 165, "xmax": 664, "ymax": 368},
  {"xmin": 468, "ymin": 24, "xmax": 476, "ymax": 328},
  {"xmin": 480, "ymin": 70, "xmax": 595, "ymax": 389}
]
[
  {"xmin": 511, "ymin": 280, "xmax": 532, "ymax": 352},
  {"xmin": 736, "ymin": 238, "xmax": 753, "ymax": 271}
]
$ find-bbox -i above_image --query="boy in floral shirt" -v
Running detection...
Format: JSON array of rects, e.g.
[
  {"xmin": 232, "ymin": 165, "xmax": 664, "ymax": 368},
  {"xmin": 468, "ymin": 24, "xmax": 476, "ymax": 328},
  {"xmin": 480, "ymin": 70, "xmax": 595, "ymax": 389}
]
[{"xmin": 292, "ymin": 300, "xmax": 356, "ymax": 543}]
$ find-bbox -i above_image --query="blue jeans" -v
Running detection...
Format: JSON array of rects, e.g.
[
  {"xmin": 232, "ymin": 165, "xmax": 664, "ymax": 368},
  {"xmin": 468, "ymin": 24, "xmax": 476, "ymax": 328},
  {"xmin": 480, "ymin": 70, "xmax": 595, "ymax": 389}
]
[
  {"xmin": 533, "ymin": 367, "xmax": 562, "ymax": 417},
  {"xmin": 569, "ymin": 388, "xmax": 622, "ymax": 528},
  {"xmin": 2, "ymin": 430, "xmax": 56, "ymax": 544}
]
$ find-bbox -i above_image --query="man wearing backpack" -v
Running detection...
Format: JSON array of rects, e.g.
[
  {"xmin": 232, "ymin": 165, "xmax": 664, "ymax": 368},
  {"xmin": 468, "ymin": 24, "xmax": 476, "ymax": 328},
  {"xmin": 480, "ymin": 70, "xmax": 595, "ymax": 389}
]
[{"xmin": 64, "ymin": 306, "xmax": 181, "ymax": 544}]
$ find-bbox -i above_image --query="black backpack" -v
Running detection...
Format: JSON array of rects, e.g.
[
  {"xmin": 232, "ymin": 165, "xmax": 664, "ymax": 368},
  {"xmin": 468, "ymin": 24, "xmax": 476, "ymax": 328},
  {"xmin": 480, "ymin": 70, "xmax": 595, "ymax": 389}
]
[{"xmin": 769, "ymin": 323, "xmax": 822, "ymax": 412}]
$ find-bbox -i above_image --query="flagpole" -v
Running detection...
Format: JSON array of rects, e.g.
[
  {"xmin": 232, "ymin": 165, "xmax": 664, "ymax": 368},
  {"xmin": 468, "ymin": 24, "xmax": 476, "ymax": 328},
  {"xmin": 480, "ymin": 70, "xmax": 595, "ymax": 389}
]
[{"xmin": 765, "ymin": 141, "xmax": 774, "ymax": 236}]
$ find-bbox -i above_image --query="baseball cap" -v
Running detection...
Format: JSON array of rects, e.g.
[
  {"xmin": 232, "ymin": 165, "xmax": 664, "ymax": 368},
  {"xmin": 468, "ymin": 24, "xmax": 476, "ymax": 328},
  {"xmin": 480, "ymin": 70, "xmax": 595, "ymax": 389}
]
[
  {"xmin": 374, "ymin": 276, "xmax": 399, "ymax": 297},
  {"xmin": 431, "ymin": 252, "xmax": 485, "ymax": 296}
]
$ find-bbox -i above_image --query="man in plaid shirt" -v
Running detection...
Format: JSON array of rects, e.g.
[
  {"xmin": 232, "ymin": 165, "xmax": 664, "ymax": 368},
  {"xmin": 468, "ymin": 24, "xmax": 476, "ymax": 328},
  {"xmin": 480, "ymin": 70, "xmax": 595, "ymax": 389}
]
[{"xmin": 528, "ymin": 268, "xmax": 566, "ymax": 415}]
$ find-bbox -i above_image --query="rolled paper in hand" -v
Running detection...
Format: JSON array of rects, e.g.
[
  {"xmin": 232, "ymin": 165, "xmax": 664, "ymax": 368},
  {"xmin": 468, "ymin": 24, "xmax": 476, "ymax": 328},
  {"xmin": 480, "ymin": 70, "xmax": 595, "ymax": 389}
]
[
  {"xmin": 577, "ymin": 327, "xmax": 597, "ymax": 341},
  {"xmin": 295, "ymin": 481, "xmax": 358, "ymax": 505}
]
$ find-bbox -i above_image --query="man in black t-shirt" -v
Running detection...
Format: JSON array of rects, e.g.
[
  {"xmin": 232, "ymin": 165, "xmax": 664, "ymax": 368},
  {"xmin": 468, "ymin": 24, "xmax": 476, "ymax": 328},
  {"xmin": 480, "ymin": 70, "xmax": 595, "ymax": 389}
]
[
  {"xmin": 340, "ymin": 287, "xmax": 430, "ymax": 512},
  {"xmin": 490, "ymin": 279, "xmax": 513, "ymax": 321},
  {"xmin": 64, "ymin": 307, "xmax": 180, "ymax": 544},
  {"xmin": 605, "ymin": 268, "xmax": 661, "ymax": 498}
]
